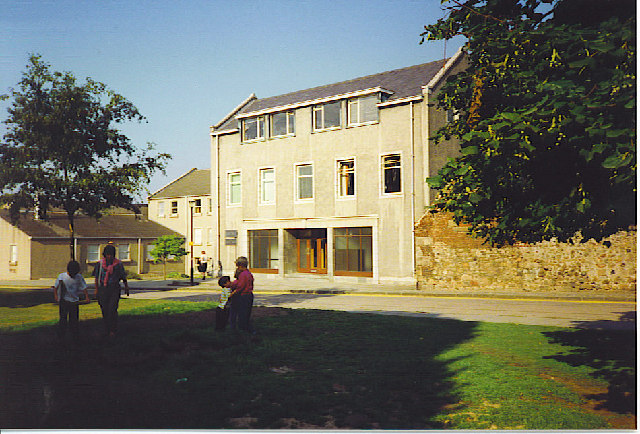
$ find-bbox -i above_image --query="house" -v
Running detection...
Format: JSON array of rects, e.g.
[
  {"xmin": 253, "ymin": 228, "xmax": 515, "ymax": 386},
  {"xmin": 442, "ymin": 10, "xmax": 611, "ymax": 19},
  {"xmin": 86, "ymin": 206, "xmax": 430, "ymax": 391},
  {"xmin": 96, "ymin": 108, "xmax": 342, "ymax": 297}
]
[
  {"xmin": 0, "ymin": 206, "xmax": 184, "ymax": 280},
  {"xmin": 209, "ymin": 49, "xmax": 466, "ymax": 284},
  {"xmin": 147, "ymin": 168, "xmax": 215, "ymax": 275}
]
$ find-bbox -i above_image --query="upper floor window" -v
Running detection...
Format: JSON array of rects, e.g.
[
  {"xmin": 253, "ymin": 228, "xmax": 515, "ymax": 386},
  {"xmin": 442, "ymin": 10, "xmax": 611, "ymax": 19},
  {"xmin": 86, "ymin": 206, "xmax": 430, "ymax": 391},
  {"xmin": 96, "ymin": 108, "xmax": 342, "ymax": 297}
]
[
  {"xmin": 170, "ymin": 201, "xmax": 178, "ymax": 216},
  {"xmin": 382, "ymin": 154, "xmax": 402, "ymax": 194},
  {"xmin": 313, "ymin": 101, "xmax": 341, "ymax": 131},
  {"xmin": 296, "ymin": 164, "xmax": 314, "ymax": 200},
  {"xmin": 348, "ymin": 94, "xmax": 378, "ymax": 126},
  {"xmin": 337, "ymin": 159, "xmax": 355, "ymax": 197},
  {"xmin": 260, "ymin": 168, "xmax": 276, "ymax": 204},
  {"xmin": 270, "ymin": 111, "xmax": 295, "ymax": 137},
  {"xmin": 208, "ymin": 198, "xmax": 213, "ymax": 214},
  {"xmin": 193, "ymin": 198, "xmax": 202, "ymax": 214},
  {"xmin": 157, "ymin": 201, "xmax": 165, "ymax": 218},
  {"xmin": 228, "ymin": 172, "xmax": 242, "ymax": 205},
  {"xmin": 9, "ymin": 245, "xmax": 18, "ymax": 265},
  {"xmin": 242, "ymin": 116, "xmax": 265, "ymax": 142}
]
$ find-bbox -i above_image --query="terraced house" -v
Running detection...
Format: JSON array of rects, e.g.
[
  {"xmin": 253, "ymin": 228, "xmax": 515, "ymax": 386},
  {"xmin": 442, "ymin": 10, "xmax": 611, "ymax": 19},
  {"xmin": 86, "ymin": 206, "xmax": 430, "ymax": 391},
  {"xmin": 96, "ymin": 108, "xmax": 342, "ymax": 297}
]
[{"xmin": 209, "ymin": 49, "xmax": 465, "ymax": 284}]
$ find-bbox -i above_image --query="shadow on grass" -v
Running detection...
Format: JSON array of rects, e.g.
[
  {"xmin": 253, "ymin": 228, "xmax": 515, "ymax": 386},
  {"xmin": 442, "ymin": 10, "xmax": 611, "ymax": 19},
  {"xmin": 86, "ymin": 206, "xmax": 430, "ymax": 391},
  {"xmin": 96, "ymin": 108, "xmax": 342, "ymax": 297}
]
[
  {"xmin": 0, "ymin": 288, "xmax": 53, "ymax": 308},
  {"xmin": 543, "ymin": 312, "xmax": 636, "ymax": 414},
  {"xmin": 0, "ymin": 306, "xmax": 477, "ymax": 430}
]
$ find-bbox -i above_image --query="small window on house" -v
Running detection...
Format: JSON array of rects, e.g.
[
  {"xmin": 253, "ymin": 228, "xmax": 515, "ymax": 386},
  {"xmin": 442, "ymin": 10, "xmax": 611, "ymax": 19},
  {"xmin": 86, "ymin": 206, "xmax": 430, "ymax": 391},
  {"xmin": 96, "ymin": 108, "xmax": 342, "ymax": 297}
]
[
  {"xmin": 193, "ymin": 198, "xmax": 202, "ymax": 214},
  {"xmin": 118, "ymin": 244, "xmax": 130, "ymax": 261},
  {"xmin": 208, "ymin": 198, "xmax": 213, "ymax": 214},
  {"xmin": 242, "ymin": 116, "xmax": 265, "ymax": 141},
  {"xmin": 170, "ymin": 201, "xmax": 178, "ymax": 216},
  {"xmin": 313, "ymin": 101, "xmax": 341, "ymax": 131},
  {"xmin": 337, "ymin": 159, "xmax": 355, "ymax": 197},
  {"xmin": 157, "ymin": 201, "xmax": 165, "ymax": 218},
  {"xmin": 296, "ymin": 164, "xmax": 313, "ymax": 200},
  {"xmin": 260, "ymin": 168, "xmax": 276, "ymax": 204},
  {"xmin": 347, "ymin": 94, "xmax": 378, "ymax": 125},
  {"xmin": 207, "ymin": 228, "xmax": 213, "ymax": 245},
  {"xmin": 270, "ymin": 111, "xmax": 295, "ymax": 137},
  {"xmin": 87, "ymin": 244, "xmax": 100, "ymax": 262},
  {"xmin": 194, "ymin": 228, "xmax": 203, "ymax": 245},
  {"xmin": 228, "ymin": 172, "xmax": 242, "ymax": 205},
  {"xmin": 9, "ymin": 245, "xmax": 18, "ymax": 265},
  {"xmin": 146, "ymin": 244, "xmax": 156, "ymax": 261},
  {"xmin": 382, "ymin": 154, "xmax": 402, "ymax": 194}
]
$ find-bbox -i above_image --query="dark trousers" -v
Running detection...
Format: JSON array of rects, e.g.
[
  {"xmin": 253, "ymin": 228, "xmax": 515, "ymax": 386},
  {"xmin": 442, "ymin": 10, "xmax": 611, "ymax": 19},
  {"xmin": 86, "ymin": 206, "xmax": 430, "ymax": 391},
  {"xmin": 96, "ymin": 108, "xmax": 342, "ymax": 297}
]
[
  {"xmin": 235, "ymin": 293, "xmax": 254, "ymax": 333},
  {"xmin": 215, "ymin": 306, "xmax": 229, "ymax": 331},
  {"xmin": 97, "ymin": 285, "xmax": 121, "ymax": 335},
  {"xmin": 58, "ymin": 300, "xmax": 79, "ymax": 340}
]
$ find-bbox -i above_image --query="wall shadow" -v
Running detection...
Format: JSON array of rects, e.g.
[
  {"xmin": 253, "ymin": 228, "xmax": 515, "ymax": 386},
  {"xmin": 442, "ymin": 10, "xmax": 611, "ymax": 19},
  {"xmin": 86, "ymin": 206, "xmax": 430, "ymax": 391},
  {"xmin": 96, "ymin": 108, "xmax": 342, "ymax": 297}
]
[
  {"xmin": 543, "ymin": 312, "xmax": 636, "ymax": 414},
  {"xmin": 0, "ymin": 288, "xmax": 53, "ymax": 308}
]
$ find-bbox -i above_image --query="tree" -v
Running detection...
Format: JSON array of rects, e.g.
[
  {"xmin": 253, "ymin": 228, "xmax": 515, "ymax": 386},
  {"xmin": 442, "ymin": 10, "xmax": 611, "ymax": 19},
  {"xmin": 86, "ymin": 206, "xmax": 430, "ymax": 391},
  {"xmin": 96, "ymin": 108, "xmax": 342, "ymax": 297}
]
[
  {"xmin": 0, "ymin": 54, "xmax": 171, "ymax": 258},
  {"xmin": 422, "ymin": 0, "xmax": 636, "ymax": 246},
  {"xmin": 149, "ymin": 235, "xmax": 187, "ymax": 280}
]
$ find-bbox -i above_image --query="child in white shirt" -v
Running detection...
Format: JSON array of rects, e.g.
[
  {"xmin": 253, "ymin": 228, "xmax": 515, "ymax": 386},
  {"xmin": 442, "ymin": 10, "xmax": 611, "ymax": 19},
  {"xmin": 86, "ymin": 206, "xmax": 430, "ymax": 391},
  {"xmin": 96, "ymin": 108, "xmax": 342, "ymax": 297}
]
[{"xmin": 53, "ymin": 260, "xmax": 89, "ymax": 342}]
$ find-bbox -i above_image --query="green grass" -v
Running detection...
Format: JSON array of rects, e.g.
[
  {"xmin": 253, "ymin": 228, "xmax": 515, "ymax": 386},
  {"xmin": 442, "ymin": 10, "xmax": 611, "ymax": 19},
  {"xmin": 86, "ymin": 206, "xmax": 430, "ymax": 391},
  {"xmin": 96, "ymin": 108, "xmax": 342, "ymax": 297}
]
[{"xmin": 0, "ymin": 288, "xmax": 635, "ymax": 429}]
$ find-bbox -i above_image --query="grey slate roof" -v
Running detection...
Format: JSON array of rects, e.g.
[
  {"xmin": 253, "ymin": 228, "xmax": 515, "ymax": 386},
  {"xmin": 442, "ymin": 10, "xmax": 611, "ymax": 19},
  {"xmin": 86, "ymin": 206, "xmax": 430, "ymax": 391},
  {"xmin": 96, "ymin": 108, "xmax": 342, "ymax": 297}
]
[
  {"xmin": 1, "ymin": 207, "xmax": 180, "ymax": 239},
  {"xmin": 149, "ymin": 168, "xmax": 211, "ymax": 199},
  {"xmin": 214, "ymin": 59, "xmax": 448, "ymax": 132}
]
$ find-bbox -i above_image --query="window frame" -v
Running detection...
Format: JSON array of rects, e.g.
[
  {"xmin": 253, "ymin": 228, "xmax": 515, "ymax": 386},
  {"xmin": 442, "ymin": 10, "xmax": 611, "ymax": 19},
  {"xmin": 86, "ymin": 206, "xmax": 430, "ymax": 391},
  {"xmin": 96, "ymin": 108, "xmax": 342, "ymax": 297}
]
[
  {"xmin": 9, "ymin": 245, "xmax": 18, "ymax": 266},
  {"xmin": 193, "ymin": 228, "xmax": 203, "ymax": 246},
  {"xmin": 249, "ymin": 229, "xmax": 279, "ymax": 273},
  {"xmin": 333, "ymin": 226, "xmax": 373, "ymax": 277},
  {"xmin": 259, "ymin": 167, "xmax": 276, "ymax": 205},
  {"xmin": 381, "ymin": 153, "xmax": 403, "ymax": 196},
  {"xmin": 227, "ymin": 171, "xmax": 242, "ymax": 206},
  {"xmin": 336, "ymin": 158, "xmax": 356, "ymax": 199},
  {"xmin": 87, "ymin": 244, "xmax": 101, "ymax": 263},
  {"xmin": 157, "ymin": 201, "xmax": 165, "ymax": 218},
  {"xmin": 269, "ymin": 111, "xmax": 295, "ymax": 138},
  {"xmin": 241, "ymin": 116, "xmax": 266, "ymax": 142},
  {"xmin": 117, "ymin": 243, "xmax": 131, "ymax": 262},
  {"xmin": 347, "ymin": 94, "xmax": 379, "ymax": 126},
  {"xmin": 193, "ymin": 198, "xmax": 202, "ymax": 215},
  {"xmin": 295, "ymin": 163, "xmax": 314, "ymax": 202},
  {"xmin": 170, "ymin": 201, "xmax": 178, "ymax": 217},
  {"xmin": 312, "ymin": 100, "xmax": 342, "ymax": 131}
]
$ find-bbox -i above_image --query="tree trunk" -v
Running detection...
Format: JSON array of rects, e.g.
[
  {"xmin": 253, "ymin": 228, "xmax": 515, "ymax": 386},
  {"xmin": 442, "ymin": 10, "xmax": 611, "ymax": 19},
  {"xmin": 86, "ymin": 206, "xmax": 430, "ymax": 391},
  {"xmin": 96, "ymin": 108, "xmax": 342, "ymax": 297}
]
[
  {"xmin": 163, "ymin": 258, "xmax": 167, "ymax": 280},
  {"xmin": 68, "ymin": 214, "xmax": 75, "ymax": 260}
]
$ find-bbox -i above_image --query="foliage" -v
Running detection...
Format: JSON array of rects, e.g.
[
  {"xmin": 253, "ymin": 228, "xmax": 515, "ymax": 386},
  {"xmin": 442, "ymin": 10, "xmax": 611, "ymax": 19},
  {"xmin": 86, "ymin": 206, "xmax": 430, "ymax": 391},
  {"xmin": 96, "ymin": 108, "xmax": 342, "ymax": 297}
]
[
  {"xmin": 150, "ymin": 235, "xmax": 187, "ymax": 279},
  {"xmin": 0, "ymin": 54, "xmax": 171, "ymax": 257},
  {"xmin": 422, "ymin": 0, "xmax": 636, "ymax": 245}
]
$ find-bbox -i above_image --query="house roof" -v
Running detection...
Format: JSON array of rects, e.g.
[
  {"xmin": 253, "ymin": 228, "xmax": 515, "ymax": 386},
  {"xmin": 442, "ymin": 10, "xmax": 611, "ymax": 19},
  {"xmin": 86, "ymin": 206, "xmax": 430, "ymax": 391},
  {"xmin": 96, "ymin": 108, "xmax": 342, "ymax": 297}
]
[
  {"xmin": 149, "ymin": 168, "xmax": 211, "ymax": 200},
  {"xmin": 213, "ymin": 58, "xmax": 449, "ymax": 132},
  {"xmin": 1, "ymin": 207, "xmax": 180, "ymax": 240}
]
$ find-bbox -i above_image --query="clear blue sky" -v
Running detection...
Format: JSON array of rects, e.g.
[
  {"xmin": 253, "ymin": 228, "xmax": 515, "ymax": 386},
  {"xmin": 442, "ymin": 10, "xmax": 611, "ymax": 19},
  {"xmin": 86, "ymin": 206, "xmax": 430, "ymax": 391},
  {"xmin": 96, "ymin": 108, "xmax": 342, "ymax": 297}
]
[{"xmin": 1, "ymin": 0, "xmax": 465, "ymax": 201}]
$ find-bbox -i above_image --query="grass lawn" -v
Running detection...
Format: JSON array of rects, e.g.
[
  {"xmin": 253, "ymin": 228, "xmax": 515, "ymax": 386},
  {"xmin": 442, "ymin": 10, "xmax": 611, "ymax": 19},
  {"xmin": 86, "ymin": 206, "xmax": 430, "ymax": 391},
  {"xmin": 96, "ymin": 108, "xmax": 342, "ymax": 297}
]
[{"xmin": 0, "ymin": 288, "xmax": 635, "ymax": 429}]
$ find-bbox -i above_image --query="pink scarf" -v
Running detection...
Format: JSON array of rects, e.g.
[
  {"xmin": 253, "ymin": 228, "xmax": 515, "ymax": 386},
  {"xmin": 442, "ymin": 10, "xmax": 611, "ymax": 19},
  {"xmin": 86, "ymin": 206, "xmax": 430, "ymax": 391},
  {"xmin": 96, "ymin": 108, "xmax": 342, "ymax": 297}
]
[{"xmin": 101, "ymin": 257, "xmax": 121, "ymax": 287}]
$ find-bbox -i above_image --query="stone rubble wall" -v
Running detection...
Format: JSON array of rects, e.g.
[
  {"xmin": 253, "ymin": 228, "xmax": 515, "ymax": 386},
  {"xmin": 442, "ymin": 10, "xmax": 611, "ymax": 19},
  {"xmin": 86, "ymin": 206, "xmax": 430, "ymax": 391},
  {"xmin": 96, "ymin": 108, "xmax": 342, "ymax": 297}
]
[{"xmin": 415, "ymin": 212, "xmax": 636, "ymax": 295}]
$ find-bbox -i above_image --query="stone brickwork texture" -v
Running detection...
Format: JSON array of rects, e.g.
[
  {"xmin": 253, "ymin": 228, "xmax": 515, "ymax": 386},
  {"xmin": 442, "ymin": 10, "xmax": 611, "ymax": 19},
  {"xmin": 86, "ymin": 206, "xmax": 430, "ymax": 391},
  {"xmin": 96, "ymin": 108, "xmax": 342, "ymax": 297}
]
[{"xmin": 415, "ymin": 213, "xmax": 636, "ymax": 295}]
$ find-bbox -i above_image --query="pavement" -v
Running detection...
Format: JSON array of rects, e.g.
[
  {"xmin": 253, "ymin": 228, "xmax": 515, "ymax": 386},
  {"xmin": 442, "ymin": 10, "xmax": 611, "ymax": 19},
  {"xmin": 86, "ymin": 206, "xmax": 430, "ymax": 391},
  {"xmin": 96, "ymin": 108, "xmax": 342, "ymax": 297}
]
[{"xmin": 3, "ymin": 276, "xmax": 635, "ymax": 330}]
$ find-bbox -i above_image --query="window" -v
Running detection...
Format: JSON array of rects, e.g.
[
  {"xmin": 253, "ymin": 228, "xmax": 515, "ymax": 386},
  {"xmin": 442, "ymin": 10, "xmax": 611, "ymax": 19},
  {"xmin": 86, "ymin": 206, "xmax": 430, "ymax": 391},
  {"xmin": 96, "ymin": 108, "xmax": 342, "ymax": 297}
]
[
  {"xmin": 270, "ymin": 111, "xmax": 295, "ymax": 137},
  {"xmin": 193, "ymin": 198, "xmax": 202, "ymax": 214},
  {"xmin": 348, "ymin": 94, "xmax": 378, "ymax": 125},
  {"xmin": 170, "ymin": 201, "xmax": 178, "ymax": 216},
  {"xmin": 207, "ymin": 228, "xmax": 213, "ymax": 245},
  {"xmin": 249, "ymin": 229, "xmax": 279, "ymax": 272},
  {"xmin": 208, "ymin": 198, "xmax": 213, "ymax": 214},
  {"xmin": 87, "ymin": 244, "xmax": 100, "ymax": 262},
  {"xmin": 382, "ymin": 154, "xmax": 402, "ymax": 194},
  {"xmin": 334, "ymin": 227, "xmax": 373, "ymax": 276},
  {"xmin": 296, "ymin": 164, "xmax": 313, "ymax": 200},
  {"xmin": 260, "ymin": 168, "xmax": 276, "ymax": 204},
  {"xmin": 242, "ymin": 116, "xmax": 265, "ymax": 141},
  {"xmin": 313, "ymin": 100, "xmax": 341, "ymax": 131},
  {"xmin": 118, "ymin": 244, "xmax": 130, "ymax": 261},
  {"xmin": 228, "ymin": 172, "xmax": 242, "ymax": 205},
  {"xmin": 194, "ymin": 228, "xmax": 203, "ymax": 245},
  {"xmin": 146, "ymin": 244, "xmax": 156, "ymax": 261},
  {"xmin": 157, "ymin": 202, "xmax": 165, "ymax": 218},
  {"xmin": 9, "ymin": 245, "xmax": 17, "ymax": 265},
  {"xmin": 337, "ymin": 159, "xmax": 355, "ymax": 197}
]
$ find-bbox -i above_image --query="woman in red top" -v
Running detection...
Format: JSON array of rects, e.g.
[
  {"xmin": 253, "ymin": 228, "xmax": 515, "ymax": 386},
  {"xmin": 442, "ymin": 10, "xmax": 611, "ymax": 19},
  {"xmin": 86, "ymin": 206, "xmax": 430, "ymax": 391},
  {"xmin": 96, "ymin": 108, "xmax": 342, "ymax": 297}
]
[{"xmin": 228, "ymin": 256, "xmax": 254, "ymax": 333}]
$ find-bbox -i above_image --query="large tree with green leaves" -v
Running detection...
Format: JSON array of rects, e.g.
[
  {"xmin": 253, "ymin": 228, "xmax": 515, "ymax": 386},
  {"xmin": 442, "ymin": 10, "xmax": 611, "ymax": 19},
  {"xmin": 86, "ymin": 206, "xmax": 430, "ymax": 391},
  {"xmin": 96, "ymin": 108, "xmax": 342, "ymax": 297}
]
[
  {"xmin": 1, "ymin": 55, "xmax": 171, "ymax": 258},
  {"xmin": 422, "ymin": 0, "xmax": 636, "ymax": 245}
]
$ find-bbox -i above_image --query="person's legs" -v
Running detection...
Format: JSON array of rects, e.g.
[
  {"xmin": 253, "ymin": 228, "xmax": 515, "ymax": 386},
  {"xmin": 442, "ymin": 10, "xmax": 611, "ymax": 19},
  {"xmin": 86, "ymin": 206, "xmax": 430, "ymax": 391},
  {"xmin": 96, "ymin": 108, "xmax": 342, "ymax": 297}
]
[
  {"xmin": 238, "ymin": 293, "xmax": 254, "ymax": 333},
  {"xmin": 58, "ymin": 301, "xmax": 69, "ymax": 338},
  {"xmin": 68, "ymin": 303, "xmax": 80, "ymax": 342},
  {"xmin": 106, "ymin": 286, "xmax": 121, "ymax": 335}
]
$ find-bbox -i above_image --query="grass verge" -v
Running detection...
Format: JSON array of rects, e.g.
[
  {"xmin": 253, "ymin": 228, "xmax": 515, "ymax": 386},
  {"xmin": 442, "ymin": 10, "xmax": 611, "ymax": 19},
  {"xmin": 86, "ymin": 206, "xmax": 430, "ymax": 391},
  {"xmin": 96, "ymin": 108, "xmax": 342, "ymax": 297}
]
[{"xmin": 0, "ymin": 288, "xmax": 635, "ymax": 429}]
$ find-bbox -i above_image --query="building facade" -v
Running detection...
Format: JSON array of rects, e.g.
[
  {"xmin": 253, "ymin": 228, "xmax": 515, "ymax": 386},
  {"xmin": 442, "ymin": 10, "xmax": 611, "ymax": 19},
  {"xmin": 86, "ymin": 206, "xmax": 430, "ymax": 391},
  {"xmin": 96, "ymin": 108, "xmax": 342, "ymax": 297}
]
[
  {"xmin": 148, "ymin": 168, "xmax": 216, "ymax": 275},
  {"xmin": 210, "ymin": 50, "xmax": 465, "ymax": 284}
]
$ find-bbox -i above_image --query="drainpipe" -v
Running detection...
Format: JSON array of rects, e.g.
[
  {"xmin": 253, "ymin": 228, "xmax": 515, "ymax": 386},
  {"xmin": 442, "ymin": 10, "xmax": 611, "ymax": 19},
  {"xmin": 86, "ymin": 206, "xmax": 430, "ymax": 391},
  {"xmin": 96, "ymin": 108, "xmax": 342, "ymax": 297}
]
[
  {"xmin": 215, "ymin": 132, "xmax": 222, "ymax": 271},
  {"xmin": 410, "ymin": 101, "xmax": 417, "ymax": 288}
]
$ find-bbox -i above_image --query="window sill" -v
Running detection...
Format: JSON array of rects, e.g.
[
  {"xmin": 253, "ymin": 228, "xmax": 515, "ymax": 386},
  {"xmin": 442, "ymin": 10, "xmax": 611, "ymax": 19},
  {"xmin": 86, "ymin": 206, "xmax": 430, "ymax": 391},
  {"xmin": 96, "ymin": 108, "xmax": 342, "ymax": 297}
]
[
  {"xmin": 241, "ymin": 137, "xmax": 266, "ymax": 144},
  {"xmin": 380, "ymin": 192, "xmax": 403, "ymax": 198},
  {"xmin": 268, "ymin": 133, "xmax": 295, "ymax": 140},
  {"xmin": 312, "ymin": 126, "xmax": 341, "ymax": 133},
  {"xmin": 8, "ymin": 261, "xmax": 18, "ymax": 266},
  {"xmin": 336, "ymin": 195, "xmax": 356, "ymax": 201},
  {"xmin": 346, "ymin": 120, "xmax": 379, "ymax": 128},
  {"xmin": 252, "ymin": 268, "xmax": 279, "ymax": 274},
  {"xmin": 334, "ymin": 271, "xmax": 373, "ymax": 277}
]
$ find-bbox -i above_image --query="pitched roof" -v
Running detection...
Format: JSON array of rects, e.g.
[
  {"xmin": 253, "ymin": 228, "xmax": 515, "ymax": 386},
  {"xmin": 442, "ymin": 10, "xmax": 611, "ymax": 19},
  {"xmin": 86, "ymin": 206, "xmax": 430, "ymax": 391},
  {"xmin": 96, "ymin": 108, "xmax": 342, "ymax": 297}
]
[
  {"xmin": 149, "ymin": 168, "xmax": 211, "ymax": 199},
  {"xmin": 213, "ymin": 58, "xmax": 448, "ymax": 132},
  {"xmin": 1, "ymin": 207, "xmax": 180, "ymax": 239}
]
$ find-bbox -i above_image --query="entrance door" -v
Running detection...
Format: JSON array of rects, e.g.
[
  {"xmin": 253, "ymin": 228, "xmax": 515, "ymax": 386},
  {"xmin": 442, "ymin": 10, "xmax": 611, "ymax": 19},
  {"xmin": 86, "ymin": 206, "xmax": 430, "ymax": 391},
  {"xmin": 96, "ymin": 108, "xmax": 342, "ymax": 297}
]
[{"xmin": 297, "ymin": 237, "xmax": 327, "ymax": 274}]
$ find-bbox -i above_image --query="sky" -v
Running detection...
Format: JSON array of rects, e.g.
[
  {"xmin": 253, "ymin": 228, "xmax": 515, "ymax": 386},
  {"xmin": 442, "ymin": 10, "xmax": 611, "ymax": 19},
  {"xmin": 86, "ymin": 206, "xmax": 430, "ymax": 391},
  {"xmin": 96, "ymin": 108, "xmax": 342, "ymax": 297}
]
[{"xmin": 1, "ymin": 0, "xmax": 465, "ymax": 201}]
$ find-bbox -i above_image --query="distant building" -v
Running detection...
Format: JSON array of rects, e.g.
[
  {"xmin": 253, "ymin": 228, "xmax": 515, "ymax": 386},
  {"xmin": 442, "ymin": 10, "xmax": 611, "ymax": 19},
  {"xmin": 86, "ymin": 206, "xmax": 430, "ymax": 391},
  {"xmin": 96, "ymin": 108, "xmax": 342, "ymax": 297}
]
[
  {"xmin": 147, "ymin": 168, "xmax": 215, "ymax": 275},
  {"xmin": 0, "ymin": 206, "xmax": 183, "ymax": 280},
  {"xmin": 209, "ymin": 49, "xmax": 466, "ymax": 284}
]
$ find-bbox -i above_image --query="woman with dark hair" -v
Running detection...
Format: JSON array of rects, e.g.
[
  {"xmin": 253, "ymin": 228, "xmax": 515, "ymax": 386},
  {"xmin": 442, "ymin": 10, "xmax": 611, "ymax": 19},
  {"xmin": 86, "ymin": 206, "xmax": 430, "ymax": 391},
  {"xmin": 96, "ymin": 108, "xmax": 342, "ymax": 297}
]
[{"xmin": 93, "ymin": 244, "xmax": 129, "ymax": 338}]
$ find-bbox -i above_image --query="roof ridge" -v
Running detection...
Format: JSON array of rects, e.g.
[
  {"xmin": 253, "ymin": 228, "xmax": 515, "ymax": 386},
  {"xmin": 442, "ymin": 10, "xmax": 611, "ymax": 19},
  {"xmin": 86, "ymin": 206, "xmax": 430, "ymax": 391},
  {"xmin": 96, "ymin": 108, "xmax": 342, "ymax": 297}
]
[{"xmin": 149, "ymin": 168, "xmax": 198, "ymax": 199}]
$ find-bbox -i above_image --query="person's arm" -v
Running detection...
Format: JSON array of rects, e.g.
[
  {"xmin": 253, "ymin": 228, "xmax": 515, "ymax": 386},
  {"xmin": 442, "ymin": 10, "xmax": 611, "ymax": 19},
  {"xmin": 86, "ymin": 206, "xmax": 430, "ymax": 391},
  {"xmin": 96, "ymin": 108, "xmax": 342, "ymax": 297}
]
[
  {"xmin": 229, "ymin": 271, "xmax": 247, "ymax": 297},
  {"xmin": 52, "ymin": 278, "xmax": 60, "ymax": 303},
  {"xmin": 79, "ymin": 276, "xmax": 90, "ymax": 302},
  {"xmin": 120, "ymin": 264, "xmax": 130, "ymax": 296}
]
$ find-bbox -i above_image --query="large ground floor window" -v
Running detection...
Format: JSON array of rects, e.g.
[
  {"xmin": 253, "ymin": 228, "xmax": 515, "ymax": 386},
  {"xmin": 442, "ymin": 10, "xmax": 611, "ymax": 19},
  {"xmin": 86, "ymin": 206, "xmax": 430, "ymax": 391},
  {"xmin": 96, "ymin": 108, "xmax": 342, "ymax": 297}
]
[
  {"xmin": 334, "ymin": 227, "xmax": 373, "ymax": 276},
  {"xmin": 249, "ymin": 229, "xmax": 279, "ymax": 273}
]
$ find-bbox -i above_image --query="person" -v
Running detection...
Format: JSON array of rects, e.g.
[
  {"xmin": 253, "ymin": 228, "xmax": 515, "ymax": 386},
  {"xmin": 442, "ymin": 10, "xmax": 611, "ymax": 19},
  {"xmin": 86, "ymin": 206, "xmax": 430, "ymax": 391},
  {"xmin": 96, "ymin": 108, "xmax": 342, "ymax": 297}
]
[
  {"xmin": 215, "ymin": 276, "xmax": 231, "ymax": 331},
  {"xmin": 228, "ymin": 256, "xmax": 254, "ymax": 334},
  {"xmin": 197, "ymin": 251, "xmax": 209, "ymax": 280},
  {"xmin": 93, "ymin": 244, "xmax": 130, "ymax": 338},
  {"xmin": 53, "ymin": 260, "xmax": 90, "ymax": 343}
]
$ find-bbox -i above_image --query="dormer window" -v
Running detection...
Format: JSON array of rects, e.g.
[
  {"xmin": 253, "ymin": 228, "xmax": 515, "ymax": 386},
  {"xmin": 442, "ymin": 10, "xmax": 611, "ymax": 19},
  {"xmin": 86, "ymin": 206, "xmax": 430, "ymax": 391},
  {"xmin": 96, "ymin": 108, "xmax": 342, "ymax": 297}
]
[
  {"xmin": 347, "ymin": 94, "xmax": 378, "ymax": 126},
  {"xmin": 270, "ymin": 111, "xmax": 295, "ymax": 137},
  {"xmin": 242, "ymin": 116, "xmax": 265, "ymax": 142},
  {"xmin": 312, "ymin": 101, "xmax": 341, "ymax": 131}
]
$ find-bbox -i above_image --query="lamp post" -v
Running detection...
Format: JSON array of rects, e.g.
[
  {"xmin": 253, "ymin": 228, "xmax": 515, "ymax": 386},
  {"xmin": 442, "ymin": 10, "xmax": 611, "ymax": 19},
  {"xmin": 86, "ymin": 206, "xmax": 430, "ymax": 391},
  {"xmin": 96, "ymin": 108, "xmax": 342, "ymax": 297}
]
[{"xmin": 189, "ymin": 199, "xmax": 195, "ymax": 285}]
